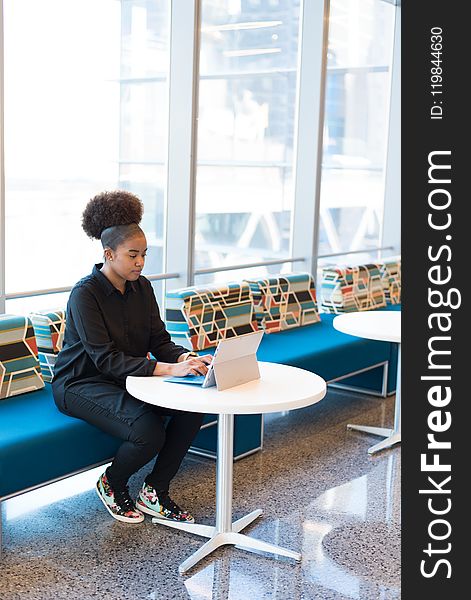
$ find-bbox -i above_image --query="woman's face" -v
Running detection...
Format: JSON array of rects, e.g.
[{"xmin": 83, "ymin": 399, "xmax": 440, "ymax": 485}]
[{"xmin": 106, "ymin": 233, "xmax": 147, "ymax": 281}]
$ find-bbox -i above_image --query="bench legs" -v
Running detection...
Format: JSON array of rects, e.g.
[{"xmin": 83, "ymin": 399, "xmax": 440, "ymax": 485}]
[{"xmin": 329, "ymin": 361, "xmax": 390, "ymax": 398}]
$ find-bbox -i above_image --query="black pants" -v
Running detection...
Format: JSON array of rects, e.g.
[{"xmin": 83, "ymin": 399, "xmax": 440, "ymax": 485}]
[{"xmin": 63, "ymin": 380, "xmax": 204, "ymax": 491}]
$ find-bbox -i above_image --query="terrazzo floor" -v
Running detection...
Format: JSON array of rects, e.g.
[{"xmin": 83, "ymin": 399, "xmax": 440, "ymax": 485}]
[{"xmin": 0, "ymin": 388, "xmax": 401, "ymax": 600}]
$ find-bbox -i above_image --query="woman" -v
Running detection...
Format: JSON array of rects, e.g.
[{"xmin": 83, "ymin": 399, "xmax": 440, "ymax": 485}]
[{"xmin": 52, "ymin": 190, "xmax": 212, "ymax": 524}]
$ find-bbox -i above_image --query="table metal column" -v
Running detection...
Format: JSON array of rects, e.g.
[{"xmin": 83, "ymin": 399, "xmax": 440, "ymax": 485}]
[
  {"xmin": 152, "ymin": 413, "xmax": 301, "ymax": 574},
  {"xmin": 347, "ymin": 343, "xmax": 401, "ymax": 454}
]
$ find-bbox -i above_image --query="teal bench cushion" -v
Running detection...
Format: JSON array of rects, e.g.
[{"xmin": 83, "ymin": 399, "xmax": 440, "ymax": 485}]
[
  {"xmin": 256, "ymin": 313, "xmax": 391, "ymax": 381},
  {"xmin": 0, "ymin": 385, "xmax": 121, "ymax": 498}
]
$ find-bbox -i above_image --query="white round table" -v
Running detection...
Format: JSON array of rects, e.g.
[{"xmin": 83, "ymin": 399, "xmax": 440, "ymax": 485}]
[
  {"xmin": 333, "ymin": 311, "xmax": 401, "ymax": 454},
  {"xmin": 127, "ymin": 361, "xmax": 326, "ymax": 574}
]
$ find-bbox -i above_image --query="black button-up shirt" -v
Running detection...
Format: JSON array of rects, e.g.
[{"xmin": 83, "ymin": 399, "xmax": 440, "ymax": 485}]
[{"xmin": 52, "ymin": 264, "xmax": 189, "ymax": 399}]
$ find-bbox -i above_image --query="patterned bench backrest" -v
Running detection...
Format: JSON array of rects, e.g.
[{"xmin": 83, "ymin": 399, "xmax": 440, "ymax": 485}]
[
  {"xmin": 29, "ymin": 309, "xmax": 66, "ymax": 382},
  {"xmin": 166, "ymin": 282, "xmax": 259, "ymax": 351},
  {"xmin": 244, "ymin": 273, "xmax": 321, "ymax": 333},
  {"xmin": 0, "ymin": 314, "xmax": 45, "ymax": 399},
  {"xmin": 380, "ymin": 256, "xmax": 401, "ymax": 304},
  {"xmin": 321, "ymin": 263, "xmax": 386, "ymax": 313}
]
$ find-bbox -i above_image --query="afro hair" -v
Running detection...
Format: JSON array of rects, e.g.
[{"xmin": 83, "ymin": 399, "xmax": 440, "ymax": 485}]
[{"xmin": 82, "ymin": 190, "xmax": 144, "ymax": 240}]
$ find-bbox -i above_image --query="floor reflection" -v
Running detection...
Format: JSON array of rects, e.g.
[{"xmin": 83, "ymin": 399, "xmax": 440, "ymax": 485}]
[
  {"xmin": 183, "ymin": 552, "xmax": 305, "ymax": 600},
  {"xmin": 301, "ymin": 453, "xmax": 400, "ymax": 599},
  {"xmin": 181, "ymin": 453, "xmax": 400, "ymax": 600}
]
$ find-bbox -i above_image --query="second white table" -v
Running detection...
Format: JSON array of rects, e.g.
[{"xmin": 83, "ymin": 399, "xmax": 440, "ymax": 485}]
[{"xmin": 333, "ymin": 310, "xmax": 401, "ymax": 454}]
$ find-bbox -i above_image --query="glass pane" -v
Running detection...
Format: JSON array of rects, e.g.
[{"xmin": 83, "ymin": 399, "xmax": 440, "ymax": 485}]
[
  {"xmin": 200, "ymin": 3, "xmax": 299, "ymax": 75},
  {"xmin": 120, "ymin": 0, "xmax": 169, "ymax": 79},
  {"xmin": 4, "ymin": 0, "xmax": 169, "ymax": 295},
  {"xmin": 318, "ymin": 0, "xmax": 395, "ymax": 257},
  {"xmin": 120, "ymin": 82, "xmax": 168, "ymax": 163},
  {"xmin": 6, "ymin": 280, "xmax": 164, "ymax": 317},
  {"xmin": 118, "ymin": 1, "xmax": 169, "ymax": 278},
  {"xmin": 195, "ymin": 262, "xmax": 296, "ymax": 287},
  {"xmin": 195, "ymin": 0, "xmax": 301, "ymax": 276},
  {"xmin": 119, "ymin": 164, "xmax": 166, "ymax": 277},
  {"xmin": 6, "ymin": 292, "xmax": 72, "ymax": 317},
  {"xmin": 195, "ymin": 165, "xmax": 293, "ymax": 271},
  {"xmin": 150, "ymin": 280, "xmax": 164, "ymax": 311}
]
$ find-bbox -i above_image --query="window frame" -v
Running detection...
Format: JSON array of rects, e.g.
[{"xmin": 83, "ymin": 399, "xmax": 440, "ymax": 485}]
[{"xmin": 0, "ymin": 0, "xmax": 400, "ymax": 314}]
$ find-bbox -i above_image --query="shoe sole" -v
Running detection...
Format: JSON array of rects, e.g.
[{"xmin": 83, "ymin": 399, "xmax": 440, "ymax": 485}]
[
  {"xmin": 137, "ymin": 498, "xmax": 195, "ymax": 524},
  {"xmin": 96, "ymin": 482, "xmax": 144, "ymax": 524}
]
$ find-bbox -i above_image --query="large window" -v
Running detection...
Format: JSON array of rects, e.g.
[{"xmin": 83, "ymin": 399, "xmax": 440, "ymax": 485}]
[
  {"xmin": 194, "ymin": 0, "xmax": 301, "ymax": 284},
  {"xmin": 318, "ymin": 0, "xmax": 395, "ymax": 267},
  {"xmin": 3, "ymin": 0, "xmax": 169, "ymax": 312},
  {"xmin": 1, "ymin": 0, "xmax": 400, "ymax": 313}
]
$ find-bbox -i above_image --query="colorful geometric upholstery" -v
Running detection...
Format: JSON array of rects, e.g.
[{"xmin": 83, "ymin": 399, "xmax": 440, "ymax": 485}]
[
  {"xmin": 0, "ymin": 314, "xmax": 44, "ymax": 400},
  {"xmin": 165, "ymin": 282, "xmax": 259, "ymax": 351},
  {"xmin": 29, "ymin": 309, "xmax": 66, "ymax": 382},
  {"xmin": 380, "ymin": 257, "xmax": 401, "ymax": 304},
  {"xmin": 244, "ymin": 273, "xmax": 321, "ymax": 333},
  {"xmin": 320, "ymin": 263, "xmax": 386, "ymax": 314}
]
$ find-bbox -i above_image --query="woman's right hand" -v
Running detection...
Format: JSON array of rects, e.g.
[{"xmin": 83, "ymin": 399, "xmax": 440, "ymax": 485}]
[{"xmin": 153, "ymin": 355, "xmax": 212, "ymax": 377}]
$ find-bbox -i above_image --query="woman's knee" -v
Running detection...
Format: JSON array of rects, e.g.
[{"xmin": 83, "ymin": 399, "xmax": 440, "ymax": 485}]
[
  {"xmin": 129, "ymin": 412, "xmax": 166, "ymax": 453},
  {"xmin": 169, "ymin": 411, "xmax": 205, "ymax": 435}
]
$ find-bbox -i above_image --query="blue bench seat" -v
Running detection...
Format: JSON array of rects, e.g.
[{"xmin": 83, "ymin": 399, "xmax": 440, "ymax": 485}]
[
  {"xmin": 1, "ymin": 307, "xmax": 401, "ymax": 497},
  {"xmin": 0, "ymin": 386, "xmax": 121, "ymax": 499},
  {"xmin": 257, "ymin": 313, "xmax": 390, "ymax": 380}
]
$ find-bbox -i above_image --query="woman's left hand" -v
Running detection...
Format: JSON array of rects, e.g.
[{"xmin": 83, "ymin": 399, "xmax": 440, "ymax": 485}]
[
  {"xmin": 168, "ymin": 355, "xmax": 213, "ymax": 377},
  {"xmin": 177, "ymin": 353, "xmax": 213, "ymax": 365}
]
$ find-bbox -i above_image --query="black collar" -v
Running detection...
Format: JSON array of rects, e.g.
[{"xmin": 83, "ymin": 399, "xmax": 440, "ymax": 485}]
[{"xmin": 92, "ymin": 263, "xmax": 137, "ymax": 296}]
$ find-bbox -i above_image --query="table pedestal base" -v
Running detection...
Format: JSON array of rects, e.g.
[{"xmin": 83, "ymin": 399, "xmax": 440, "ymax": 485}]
[
  {"xmin": 347, "ymin": 344, "xmax": 401, "ymax": 455},
  {"xmin": 152, "ymin": 509, "xmax": 301, "ymax": 574},
  {"xmin": 346, "ymin": 424, "xmax": 401, "ymax": 454},
  {"xmin": 153, "ymin": 413, "xmax": 301, "ymax": 574}
]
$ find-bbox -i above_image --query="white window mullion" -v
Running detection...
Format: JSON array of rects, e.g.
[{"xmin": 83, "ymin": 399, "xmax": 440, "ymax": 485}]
[
  {"xmin": 291, "ymin": 0, "xmax": 330, "ymax": 282},
  {"xmin": 164, "ymin": 0, "xmax": 201, "ymax": 294},
  {"xmin": 381, "ymin": 3, "xmax": 401, "ymax": 257},
  {"xmin": 0, "ymin": 1, "xmax": 5, "ymax": 314}
]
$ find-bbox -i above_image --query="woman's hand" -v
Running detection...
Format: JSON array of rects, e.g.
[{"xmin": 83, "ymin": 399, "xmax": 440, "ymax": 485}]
[{"xmin": 153, "ymin": 354, "xmax": 213, "ymax": 377}]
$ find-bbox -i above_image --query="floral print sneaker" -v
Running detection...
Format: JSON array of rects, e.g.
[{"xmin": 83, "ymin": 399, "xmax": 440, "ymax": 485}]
[
  {"xmin": 96, "ymin": 472, "xmax": 144, "ymax": 524},
  {"xmin": 136, "ymin": 483, "xmax": 195, "ymax": 524}
]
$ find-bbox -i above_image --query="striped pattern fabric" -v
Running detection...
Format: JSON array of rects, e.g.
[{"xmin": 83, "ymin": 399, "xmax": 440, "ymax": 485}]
[
  {"xmin": 320, "ymin": 263, "xmax": 386, "ymax": 314},
  {"xmin": 29, "ymin": 309, "xmax": 66, "ymax": 382},
  {"xmin": 245, "ymin": 273, "xmax": 321, "ymax": 333},
  {"xmin": 166, "ymin": 282, "xmax": 259, "ymax": 351},
  {"xmin": 0, "ymin": 314, "xmax": 44, "ymax": 400},
  {"xmin": 380, "ymin": 257, "xmax": 401, "ymax": 304}
]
